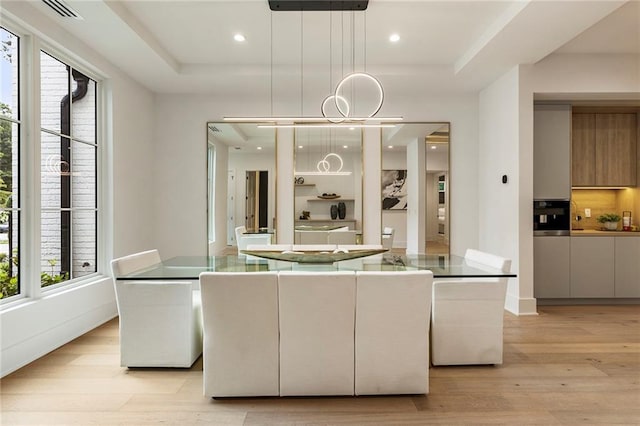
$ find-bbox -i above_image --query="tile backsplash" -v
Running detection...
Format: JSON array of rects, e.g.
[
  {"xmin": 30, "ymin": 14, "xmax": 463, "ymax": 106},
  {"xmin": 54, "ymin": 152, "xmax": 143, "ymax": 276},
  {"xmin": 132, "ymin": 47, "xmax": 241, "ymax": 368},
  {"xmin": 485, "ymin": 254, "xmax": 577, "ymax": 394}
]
[{"xmin": 571, "ymin": 188, "xmax": 639, "ymax": 230}]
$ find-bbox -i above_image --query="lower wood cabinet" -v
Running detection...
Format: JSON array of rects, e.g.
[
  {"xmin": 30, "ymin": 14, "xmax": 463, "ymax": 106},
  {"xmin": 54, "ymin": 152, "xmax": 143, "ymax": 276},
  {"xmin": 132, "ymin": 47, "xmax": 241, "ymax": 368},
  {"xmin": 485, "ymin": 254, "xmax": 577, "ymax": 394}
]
[
  {"xmin": 534, "ymin": 237, "xmax": 571, "ymax": 298},
  {"xmin": 570, "ymin": 237, "xmax": 615, "ymax": 298},
  {"xmin": 615, "ymin": 238, "xmax": 640, "ymax": 297}
]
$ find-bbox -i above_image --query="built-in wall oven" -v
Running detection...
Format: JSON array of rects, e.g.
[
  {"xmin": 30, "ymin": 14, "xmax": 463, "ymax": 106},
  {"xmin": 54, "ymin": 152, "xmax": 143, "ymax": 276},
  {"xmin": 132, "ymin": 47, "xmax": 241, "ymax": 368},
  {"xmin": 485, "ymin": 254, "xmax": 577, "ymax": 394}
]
[{"xmin": 533, "ymin": 200, "xmax": 570, "ymax": 236}]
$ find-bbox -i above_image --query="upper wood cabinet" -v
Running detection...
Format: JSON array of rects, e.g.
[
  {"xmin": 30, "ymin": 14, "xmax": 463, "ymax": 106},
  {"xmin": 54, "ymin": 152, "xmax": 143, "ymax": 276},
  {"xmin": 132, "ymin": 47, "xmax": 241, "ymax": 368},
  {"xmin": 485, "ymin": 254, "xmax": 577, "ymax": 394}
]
[
  {"xmin": 572, "ymin": 113, "xmax": 596, "ymax": 186},
  {"xmin": 572, "ymin": 112, "xmax": 638, "ymax": 187}
]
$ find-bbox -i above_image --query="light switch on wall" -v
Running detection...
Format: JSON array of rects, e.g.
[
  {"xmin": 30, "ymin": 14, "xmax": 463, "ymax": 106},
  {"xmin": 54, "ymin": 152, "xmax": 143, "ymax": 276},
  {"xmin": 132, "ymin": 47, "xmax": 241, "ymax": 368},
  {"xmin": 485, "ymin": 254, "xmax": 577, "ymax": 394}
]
[{"xmin": 585, "ymin": 208, "xmax": 591, "ymax": 218}]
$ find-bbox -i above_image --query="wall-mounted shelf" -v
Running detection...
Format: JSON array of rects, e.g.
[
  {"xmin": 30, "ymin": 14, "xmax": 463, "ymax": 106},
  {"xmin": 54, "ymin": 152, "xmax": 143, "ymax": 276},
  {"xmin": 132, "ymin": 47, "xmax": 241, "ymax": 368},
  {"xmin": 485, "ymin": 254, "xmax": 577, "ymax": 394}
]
[
  {"xmin": 308, "ymin": 198, "xmax": 355, "ymax": 202},
  {"xmin": 295, "ymin": 184, "xmax": 316, "ymax": 187}
]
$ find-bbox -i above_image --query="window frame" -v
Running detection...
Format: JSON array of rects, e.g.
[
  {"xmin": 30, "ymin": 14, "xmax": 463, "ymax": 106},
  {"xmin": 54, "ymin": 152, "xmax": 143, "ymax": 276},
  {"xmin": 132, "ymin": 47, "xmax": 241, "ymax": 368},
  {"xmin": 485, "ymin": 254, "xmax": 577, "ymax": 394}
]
[{"xmin": 0, "ymin": 18, "xmax": 108, "ymax": 306}]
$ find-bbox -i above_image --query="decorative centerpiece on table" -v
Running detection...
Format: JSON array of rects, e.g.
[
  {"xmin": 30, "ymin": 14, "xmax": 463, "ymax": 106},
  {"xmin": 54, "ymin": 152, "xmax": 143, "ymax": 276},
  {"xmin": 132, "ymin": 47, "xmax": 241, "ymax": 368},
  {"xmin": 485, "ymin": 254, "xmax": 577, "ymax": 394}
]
[
  {"xmin": 240, "ymin": 247, "xmax": 388, "ymax": 264},
  {"xmin": 597, "ymin": 213, "xmax": 621, "ymax": 231}
]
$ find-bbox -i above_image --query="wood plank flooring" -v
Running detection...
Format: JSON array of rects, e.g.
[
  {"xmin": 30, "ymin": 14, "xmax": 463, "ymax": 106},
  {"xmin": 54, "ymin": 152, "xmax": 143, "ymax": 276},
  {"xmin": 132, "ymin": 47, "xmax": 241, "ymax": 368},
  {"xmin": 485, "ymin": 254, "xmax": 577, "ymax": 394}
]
[{"xmin": 2, "ymin": 305, "xmax": 639, "ymax": 425}]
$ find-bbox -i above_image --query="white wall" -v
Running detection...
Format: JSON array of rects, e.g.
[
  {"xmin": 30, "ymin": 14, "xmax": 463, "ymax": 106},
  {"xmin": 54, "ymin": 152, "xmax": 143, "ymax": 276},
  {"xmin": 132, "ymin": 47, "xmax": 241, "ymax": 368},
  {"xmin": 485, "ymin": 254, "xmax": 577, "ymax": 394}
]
[
  {"xmin": 1, "ymin": 3, "xmax": 155, "ymax": 377},
  {"xmin": 477, "ymin": 52, "xmax": 640, "ymax": 316},
  {"xmin": 479, "ymin": 67, "xmax": 524, "ymax": 314}
]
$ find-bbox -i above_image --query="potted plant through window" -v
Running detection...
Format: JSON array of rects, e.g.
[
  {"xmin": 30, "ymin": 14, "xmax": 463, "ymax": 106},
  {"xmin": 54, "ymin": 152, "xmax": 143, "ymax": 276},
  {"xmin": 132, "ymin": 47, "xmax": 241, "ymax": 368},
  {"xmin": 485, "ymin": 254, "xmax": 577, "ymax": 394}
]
[{"xmin": 596, "ymin": 213, "xmax": 621, "ymax": 231}]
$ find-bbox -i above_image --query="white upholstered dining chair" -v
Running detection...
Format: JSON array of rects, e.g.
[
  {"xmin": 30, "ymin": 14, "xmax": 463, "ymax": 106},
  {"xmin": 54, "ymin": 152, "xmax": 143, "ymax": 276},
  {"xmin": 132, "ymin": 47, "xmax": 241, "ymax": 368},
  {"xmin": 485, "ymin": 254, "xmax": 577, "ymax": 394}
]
[
  {"xmin": 199, "ymin": 272, "xmax": 280, "ymax": 397},
  {"xmin": 110, "ymin": 250, "xmax": 202, "ymax": 368},
  {"xmin": 430, "ymin": 249, "xmax": 511, "ymax": 366},
  {"xmin": 278, "ymin": 271, "xmax": 356, "ymax": 396},
  {"xmin": 355, "ymin": 270, "xmax": 433, "ymax": 395}
]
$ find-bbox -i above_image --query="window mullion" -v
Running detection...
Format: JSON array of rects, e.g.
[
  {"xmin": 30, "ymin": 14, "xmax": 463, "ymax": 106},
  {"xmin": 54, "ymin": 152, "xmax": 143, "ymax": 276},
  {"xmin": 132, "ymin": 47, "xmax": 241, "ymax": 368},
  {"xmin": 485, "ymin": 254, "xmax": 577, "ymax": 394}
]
[{"xmin": 23, "ymin": 35, "xmax": 42, "ymax": 299}]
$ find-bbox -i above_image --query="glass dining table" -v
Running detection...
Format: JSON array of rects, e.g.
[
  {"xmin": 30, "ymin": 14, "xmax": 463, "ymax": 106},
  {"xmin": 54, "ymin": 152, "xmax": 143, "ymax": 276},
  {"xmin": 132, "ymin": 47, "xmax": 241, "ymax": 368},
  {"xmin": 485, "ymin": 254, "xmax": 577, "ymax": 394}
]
[{"xmin": 116, "ymin": 253, "xmax": 516, "ymax": 280}]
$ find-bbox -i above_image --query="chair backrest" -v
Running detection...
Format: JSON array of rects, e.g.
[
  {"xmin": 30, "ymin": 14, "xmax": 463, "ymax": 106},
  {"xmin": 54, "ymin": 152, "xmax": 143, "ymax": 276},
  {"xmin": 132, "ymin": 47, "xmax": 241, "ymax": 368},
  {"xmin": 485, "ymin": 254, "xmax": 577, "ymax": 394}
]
[
  {"xmin": 327, "ymin": 230, "xmax": 357, "ymax": 245},
  {"xmin": 199, "ymin": 271, "xmax": 280, "ymax": 397},
  {"xmin": 238, "ymin": 233, "xmax": 272, "ymax": 251},
  {"xmin": 338, "ymin": 244, "xmax": 383, "ymax": 251},
  {"xmin": 298, "ymin": 230, "xmax": 329, "ymax": 245},
  {"xmin": 111, "ymin": 249, "xmax": 161, "ymax": 277},
  {"xmin": 464, "ymin": 249, "xmax": 511, "ymax": 273},
  {"xmin": 328, "ymin": 226, "xmax": 350, "ymax": 232},
  {"xmin": 292, "ymin": 244, "xmax": 338, "ymax": 252},
  {"xmin": 234, "ymin": 226, "xmax": 247, "ymax": 247},
  {"xmin": 247, "ymin": 244, "xmax": 292, "ymax": 252}
]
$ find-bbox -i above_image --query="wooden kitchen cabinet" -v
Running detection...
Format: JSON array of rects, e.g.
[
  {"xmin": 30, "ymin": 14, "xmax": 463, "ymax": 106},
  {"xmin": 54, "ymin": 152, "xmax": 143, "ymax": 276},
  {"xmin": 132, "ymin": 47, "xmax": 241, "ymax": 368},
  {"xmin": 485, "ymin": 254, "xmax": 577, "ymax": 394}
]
[
  {"xmin": 534, "ymin": 236, "xmax": 571, "ymax": 298},
  {"xmin": 595, "ymin": 113, "xmax": 637, "ymax": 186},
  {"xmin": 572, "ymin": 113, "xmax": 596, "ymax": 186},
  {"xmin": 572, "ymin": 113, "xmax": 637, "ymax": 187},
  {"xmin": 570, "ymin": 237, "xmax": 615, "ymax": 297},
  {"xmin": 615, "ymin": 237, "xmax": 640, "ymax": 297}
]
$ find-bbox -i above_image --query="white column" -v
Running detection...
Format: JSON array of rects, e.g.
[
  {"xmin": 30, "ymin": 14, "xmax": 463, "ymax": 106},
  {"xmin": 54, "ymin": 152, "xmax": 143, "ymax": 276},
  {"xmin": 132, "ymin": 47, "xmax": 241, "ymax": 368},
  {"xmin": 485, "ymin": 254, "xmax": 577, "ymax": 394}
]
[
  {"xmin": 276, "ymin": 128, "xmax": 294, "ymax": 243},
  {"xmin": 362, "ymin": 128, "xmax": 382, "ymax": 245},
  {"xmin": 406, "ymin": 138, "xmax": 426, "ymax": 254}
]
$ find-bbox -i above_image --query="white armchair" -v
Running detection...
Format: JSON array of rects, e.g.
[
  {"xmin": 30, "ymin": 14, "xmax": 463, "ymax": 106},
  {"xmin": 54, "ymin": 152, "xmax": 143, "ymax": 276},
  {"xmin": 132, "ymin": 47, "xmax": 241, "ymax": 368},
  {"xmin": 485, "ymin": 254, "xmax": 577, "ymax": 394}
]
[
  {"xmin": 236, "ymin": 226, "xmax": 273, "ymax": 251},
  {"xmin": 110, "ymin": 250, "xmax": 202, "ymax": 368},
  {"xmin": 200, "ymin": 272, "xmax": 280, "ymax": 397},
  {"xmin": 355, "ymin": 270, "xmax": 433, "ymax": 395},
  {"xmin": 430, "ymin": 249, "xmax": 511, "ymax": 366}
]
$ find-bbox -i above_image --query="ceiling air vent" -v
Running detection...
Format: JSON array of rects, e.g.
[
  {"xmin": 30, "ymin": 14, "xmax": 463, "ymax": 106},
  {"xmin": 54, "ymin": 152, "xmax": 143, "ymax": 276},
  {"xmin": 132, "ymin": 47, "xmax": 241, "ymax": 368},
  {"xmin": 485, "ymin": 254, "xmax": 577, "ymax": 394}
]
[
  {"xmin": 42, "ymin": 0, "xmax": 83, "ymax": 19},
  {"xmin": 208, "ymin": 125, "xmax": 221, "ymax": 133}
]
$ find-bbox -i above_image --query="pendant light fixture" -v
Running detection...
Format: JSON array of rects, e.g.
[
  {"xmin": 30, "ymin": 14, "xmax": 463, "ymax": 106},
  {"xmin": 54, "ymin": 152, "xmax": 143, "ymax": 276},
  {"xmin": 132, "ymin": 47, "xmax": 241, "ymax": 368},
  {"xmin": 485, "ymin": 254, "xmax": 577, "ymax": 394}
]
[{"xmin": 224, "ymin": 2, "xmax": 402, "ymax": 128}]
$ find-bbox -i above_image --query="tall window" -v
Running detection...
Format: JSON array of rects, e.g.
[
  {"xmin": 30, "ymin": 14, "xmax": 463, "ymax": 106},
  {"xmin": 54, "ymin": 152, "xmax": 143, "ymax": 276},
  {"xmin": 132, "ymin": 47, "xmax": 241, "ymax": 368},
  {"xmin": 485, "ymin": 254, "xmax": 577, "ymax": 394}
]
[
  {"xmin": 40, "ymin": 51, "xmax": 97, "ymax": 288},
  {"xmin": 0, "ymin": 27, "xmax": 20, "ymax": 299}
]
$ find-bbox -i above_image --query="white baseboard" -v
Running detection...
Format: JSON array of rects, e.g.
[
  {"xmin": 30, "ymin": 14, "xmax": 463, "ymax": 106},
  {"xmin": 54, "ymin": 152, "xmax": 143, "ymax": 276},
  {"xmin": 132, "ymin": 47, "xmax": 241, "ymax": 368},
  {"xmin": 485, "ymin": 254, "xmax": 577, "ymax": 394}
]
[
  {"xmin": 1, "ymin": 278, "xmax": 118, "ymax": 378},
  {"xmin": 505, "ymin": 293, "xmax": 538, "ymax": 316}
]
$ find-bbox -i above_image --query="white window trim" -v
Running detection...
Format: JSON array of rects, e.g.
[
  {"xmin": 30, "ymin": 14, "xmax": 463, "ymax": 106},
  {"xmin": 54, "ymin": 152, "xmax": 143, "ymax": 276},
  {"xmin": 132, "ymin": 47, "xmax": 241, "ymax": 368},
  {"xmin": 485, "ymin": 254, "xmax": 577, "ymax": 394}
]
[{"xmin": 0, "ymin": 17, "xmax": 111, "ymax": 308}]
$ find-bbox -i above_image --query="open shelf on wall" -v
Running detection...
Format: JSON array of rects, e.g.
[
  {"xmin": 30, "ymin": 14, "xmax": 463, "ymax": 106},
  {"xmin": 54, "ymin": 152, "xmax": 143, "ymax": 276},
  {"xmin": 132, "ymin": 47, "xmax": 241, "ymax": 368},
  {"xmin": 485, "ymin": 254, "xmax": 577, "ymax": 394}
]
[
  {"xmin": 295, "ymin": 184, "xmax": 316, "ymax": 187},
  {"xmin": 307, "ymin": 198, "xmax": 355, "ymax": 202}
]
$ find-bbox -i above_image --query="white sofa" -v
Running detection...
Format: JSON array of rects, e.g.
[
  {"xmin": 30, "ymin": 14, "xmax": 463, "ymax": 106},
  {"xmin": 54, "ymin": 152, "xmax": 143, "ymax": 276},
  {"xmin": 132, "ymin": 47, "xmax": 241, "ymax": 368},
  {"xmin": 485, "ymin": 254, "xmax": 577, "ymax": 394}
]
[{"xmin": 111, "ymin": 250, "xmax": 202, "ymax": 368}]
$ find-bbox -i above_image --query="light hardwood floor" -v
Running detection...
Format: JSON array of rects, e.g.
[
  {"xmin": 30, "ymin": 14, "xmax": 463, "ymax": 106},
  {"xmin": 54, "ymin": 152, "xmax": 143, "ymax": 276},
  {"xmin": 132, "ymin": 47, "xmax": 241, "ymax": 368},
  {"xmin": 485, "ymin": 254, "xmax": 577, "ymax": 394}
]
[{"xmin": 2, "ymin": 305, "xmax": 639, "ymax": 425}]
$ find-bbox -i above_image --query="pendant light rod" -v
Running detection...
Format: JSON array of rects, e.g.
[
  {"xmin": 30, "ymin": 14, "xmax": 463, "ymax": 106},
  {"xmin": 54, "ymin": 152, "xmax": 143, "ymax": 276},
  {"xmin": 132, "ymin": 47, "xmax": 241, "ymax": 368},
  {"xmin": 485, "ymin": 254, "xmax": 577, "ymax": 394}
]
[
  {"xmin": 257, "ymin": 123, "xmax": 396, "ymax": 129},
  {"xmin": 224, "ymin": 116, "xmax": 402, "ymax": 122}
]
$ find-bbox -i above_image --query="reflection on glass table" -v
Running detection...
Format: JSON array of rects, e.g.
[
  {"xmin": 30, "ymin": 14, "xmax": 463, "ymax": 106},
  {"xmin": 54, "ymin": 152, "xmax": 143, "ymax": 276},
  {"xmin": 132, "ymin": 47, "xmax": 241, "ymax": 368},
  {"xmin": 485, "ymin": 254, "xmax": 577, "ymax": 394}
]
[{"xmin": 117, "ymin": 254, "xmax": 516, "ymax": 280}]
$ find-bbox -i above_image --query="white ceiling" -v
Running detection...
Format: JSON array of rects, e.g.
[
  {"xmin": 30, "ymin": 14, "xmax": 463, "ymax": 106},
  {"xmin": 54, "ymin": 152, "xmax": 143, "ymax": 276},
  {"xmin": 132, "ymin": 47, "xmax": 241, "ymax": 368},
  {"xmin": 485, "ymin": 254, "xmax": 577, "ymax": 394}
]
[{"xmin": 13, "ymin": 0, "xmax": 638, "ymax": 99}]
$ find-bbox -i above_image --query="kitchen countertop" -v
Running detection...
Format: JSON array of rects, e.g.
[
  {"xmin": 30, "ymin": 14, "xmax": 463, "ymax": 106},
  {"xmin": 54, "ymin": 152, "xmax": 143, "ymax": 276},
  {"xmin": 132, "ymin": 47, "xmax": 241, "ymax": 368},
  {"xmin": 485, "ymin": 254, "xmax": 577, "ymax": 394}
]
[{"xmin": 571, "ymin": 229, "xmax": 640, "ymax": 236}]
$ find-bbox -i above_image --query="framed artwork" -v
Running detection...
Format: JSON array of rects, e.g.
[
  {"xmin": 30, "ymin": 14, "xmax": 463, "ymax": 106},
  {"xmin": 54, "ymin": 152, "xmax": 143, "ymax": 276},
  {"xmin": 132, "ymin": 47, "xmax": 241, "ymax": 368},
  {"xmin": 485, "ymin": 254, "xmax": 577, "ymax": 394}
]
[{"xmin": 381, "ymin": 169, "xmax": 408, "ymax": 210}]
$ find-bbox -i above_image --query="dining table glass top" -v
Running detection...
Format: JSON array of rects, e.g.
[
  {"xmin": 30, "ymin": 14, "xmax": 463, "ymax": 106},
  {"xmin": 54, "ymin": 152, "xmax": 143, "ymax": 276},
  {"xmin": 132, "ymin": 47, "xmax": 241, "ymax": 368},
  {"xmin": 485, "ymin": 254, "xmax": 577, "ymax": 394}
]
[{"xmin": 117, "ymin": 253, "xmax": 517, "ymax": 280}]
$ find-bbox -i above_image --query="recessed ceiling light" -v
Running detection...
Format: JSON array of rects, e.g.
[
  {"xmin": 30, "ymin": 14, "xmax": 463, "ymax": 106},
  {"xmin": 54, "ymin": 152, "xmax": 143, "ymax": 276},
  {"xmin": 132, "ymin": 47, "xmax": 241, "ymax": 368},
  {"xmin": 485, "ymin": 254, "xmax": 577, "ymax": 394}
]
[
  {"xmin": 349, "ymin": 127, "xmax": 355, "ymax": 131},
  {"xmin": 234, "ymin": 33, "xmax": 246, "ymax": 42},
  {"xmin": 431, "ymin": 145, "xmax": 437, "ymax": 150},
  {"xmin": 343, "ymin": 145, "xmax": 348, "ymax": 149},
  {"xmin": 257, "ymin": 146, "xmax": 262, "ymax": 150},
  {"xmin": 388, "ymin": 145, "xmax": 394, "ymax": 149},
  {"xmin": 389, "ymin": 33, "xmax": 400, "ymax": 43},
  {"xmin": 298, "ymin": 145, "xmax": 303, "ymax": 149}
]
